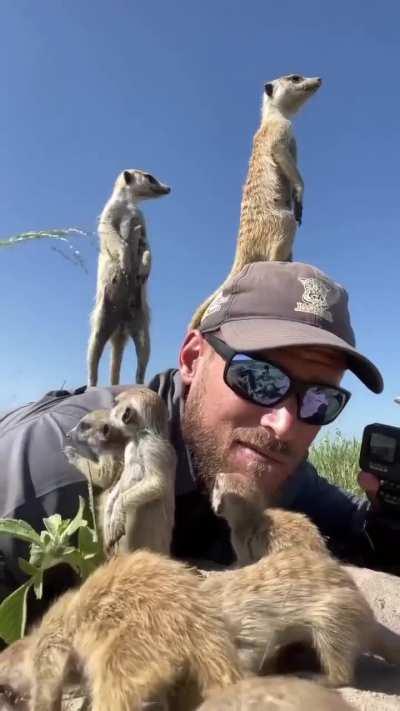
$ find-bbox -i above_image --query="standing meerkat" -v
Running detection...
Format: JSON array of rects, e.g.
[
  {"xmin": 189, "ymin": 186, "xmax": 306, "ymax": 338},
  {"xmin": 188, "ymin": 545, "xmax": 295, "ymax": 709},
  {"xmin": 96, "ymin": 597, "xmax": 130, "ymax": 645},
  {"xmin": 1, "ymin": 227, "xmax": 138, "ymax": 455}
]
[
  {"xmin": 197, "ymin": 675, "xmax": 355, "ymax": 710},
  {"xmin": 64, "ymin": 388, "xmax": 176, "ymax": 557},
  {"xmin": 25, "ymin": 550, "xmax": 242, "ymax": 711},
  {"xmin": 190, "ymin": 74, "xmax": 321, "ymax": 329},
  {"xmin": 87, "ymin": 169, "xmax": 170, "ymax": 387},
  {"xmin": 200, "ymin": 548, "xmax": 400, "ymax": 687},
  {"xmin": 106, "ymin": 387, "xmax": 177, "ymax": 554},
  {"xmin": 64, "ymin": 408, "xmax": 129, "ymax": 552},
  {"xmin": 211, "ymin": 471, "xmax": 328, "ymax": 565}
]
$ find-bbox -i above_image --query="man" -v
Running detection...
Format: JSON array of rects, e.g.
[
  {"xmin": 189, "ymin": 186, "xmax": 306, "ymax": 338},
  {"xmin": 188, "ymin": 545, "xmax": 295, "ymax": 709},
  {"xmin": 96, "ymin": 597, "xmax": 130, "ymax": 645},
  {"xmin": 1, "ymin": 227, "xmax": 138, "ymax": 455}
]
[{"xmin": 0, "ymin": 261, "xmax": 392, "ymax": 614}]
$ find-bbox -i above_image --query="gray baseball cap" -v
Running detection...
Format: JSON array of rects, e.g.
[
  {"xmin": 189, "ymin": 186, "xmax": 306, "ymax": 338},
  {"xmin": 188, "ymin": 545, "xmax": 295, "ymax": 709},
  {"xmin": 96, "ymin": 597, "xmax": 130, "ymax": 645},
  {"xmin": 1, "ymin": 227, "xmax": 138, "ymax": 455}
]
[{"xmin": 199, "ymin": 261, "xmax": 383, "ymax": 394}]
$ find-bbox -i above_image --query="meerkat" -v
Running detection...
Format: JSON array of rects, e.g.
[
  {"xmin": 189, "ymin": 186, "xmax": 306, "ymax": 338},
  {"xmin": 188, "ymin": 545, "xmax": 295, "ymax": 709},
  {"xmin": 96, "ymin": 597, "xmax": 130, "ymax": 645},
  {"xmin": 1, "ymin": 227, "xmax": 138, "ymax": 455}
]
[
  {"xmin": 64, "ymin": 388, "xmax": 176, "ymax": 557},
  {"xmin": 23, "ymin": 550, "xmax": 242, "ymax": 711},
  {"xmin": 0, "ymin": 591, "xmax": 78, "ymax": 711},
  {"xmin": 0, "ymin": 638, "xmax": 31, "ymax": 711},
  {"xmin": 200, "ymin": 548, "xmax": 400, "ymax": 688},
  {"xmin": 65, "ymin": 408, "xmax": 128, "ymax": 488},
  {"xmin": 64, "ymin": 407, "xmax": 131, "ymax": 552},
  {"xmin": 106, "ymin": 387, "xmax": 176, "ymax": 554},
  {"xmin": 190, "ymin": 74, "xmax": 321, "ymax": 329},
  {"xmin": 196, "ymin": 675, "xmax": 355, "ymax": 710},
  {"xmin": 211, "ymin": 471, "xmax": 328, "ymax": 565},
  {"xmin": 87, "ymin": 168, "xmax": 170, "ymax": 387}
]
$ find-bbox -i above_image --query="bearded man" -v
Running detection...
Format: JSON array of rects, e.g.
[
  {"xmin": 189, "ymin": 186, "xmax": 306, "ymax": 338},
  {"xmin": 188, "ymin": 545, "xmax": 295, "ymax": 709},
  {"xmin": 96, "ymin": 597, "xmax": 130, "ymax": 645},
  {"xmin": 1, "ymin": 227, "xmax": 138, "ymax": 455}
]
[{"xmin": 0, "ymin": 261, "xmax": 389, "ymax": 619}]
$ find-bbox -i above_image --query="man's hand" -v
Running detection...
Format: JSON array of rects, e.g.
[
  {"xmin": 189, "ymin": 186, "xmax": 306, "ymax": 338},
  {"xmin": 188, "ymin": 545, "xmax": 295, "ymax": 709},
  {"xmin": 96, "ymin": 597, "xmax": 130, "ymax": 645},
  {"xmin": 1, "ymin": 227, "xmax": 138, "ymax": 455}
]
[{"xmin": 358, "ymin": 470, "xmax": 381, "ymax": 511}]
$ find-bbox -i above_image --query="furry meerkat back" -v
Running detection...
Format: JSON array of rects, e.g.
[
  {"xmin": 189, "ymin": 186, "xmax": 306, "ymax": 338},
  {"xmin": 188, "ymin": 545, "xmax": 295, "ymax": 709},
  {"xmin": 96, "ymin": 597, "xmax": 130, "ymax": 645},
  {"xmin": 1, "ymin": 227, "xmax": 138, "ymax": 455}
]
[
  {"xmin": 200, "ymin": 548, "xmax": 400, "ymax": 688},
  {"xmin": 23, "ymin": 550, "xmax": 242, "ymax": 711},
  {"xmin": 190, "ymin": 74, "xmax": 321, "ymax": 329},
  {"xmin": 87, "ymin": 169, "xmax": 170, "ymax": 386}
]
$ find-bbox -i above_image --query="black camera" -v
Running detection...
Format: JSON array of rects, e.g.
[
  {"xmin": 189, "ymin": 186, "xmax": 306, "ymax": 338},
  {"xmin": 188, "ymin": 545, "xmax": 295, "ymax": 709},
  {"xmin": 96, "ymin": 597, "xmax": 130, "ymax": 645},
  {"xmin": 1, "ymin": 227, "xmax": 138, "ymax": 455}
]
[{"xmin": 360, "ymin": 423, "xmax": 400, "ymax": 512}]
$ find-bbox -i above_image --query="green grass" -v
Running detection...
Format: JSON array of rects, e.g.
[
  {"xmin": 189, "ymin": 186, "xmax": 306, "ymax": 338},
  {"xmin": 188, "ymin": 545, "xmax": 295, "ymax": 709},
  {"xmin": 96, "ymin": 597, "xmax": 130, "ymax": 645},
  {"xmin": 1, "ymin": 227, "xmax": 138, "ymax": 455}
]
[{"xmin": 309, "ymin": 430, "xmax": 362, "ymax": 495}]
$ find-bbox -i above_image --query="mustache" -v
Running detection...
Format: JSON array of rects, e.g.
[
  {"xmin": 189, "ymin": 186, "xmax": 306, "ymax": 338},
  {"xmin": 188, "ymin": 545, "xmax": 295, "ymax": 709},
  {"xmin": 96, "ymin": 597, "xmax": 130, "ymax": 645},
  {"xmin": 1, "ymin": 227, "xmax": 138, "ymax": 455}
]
[{"xmin": 228, "ymin": 427, "xmax": 291, "ymax": 457}]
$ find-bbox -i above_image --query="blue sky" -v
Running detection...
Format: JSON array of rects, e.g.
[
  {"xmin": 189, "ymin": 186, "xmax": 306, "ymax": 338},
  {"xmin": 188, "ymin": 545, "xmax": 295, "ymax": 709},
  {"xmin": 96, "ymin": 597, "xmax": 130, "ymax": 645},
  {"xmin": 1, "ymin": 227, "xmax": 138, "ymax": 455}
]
[{"xmin": 1, "ymin": 0, "xmax": 399, "ymax": 442}]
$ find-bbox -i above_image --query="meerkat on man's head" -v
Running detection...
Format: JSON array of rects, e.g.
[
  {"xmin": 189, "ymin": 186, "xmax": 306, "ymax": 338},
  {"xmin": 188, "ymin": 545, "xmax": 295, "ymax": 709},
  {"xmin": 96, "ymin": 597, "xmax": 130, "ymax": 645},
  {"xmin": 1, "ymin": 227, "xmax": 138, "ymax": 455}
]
[
  {"xmin": 87, "ymin": 168, "xmax": 171, "ymax": 387},
  {"xmin": 103, "ymin": 387, "xmax": 176, "ymax": 555},
  {"xmin": 211, "ymin": 471, "xmax": 328, "ymax": 565},
  {"xmin": 197, "ymin": 675, "xmax": 355, "ymax": 710},
  {"xmin": 190, "ymin": 74, "xmax": 321, "ymax": 329},
  {"xmin": 201, "ymin": 547, "xmax": 400, "ymax": 688},
  {"xmin": 22, "ymin": 550, "xmax": 242, "ymax": 711}
]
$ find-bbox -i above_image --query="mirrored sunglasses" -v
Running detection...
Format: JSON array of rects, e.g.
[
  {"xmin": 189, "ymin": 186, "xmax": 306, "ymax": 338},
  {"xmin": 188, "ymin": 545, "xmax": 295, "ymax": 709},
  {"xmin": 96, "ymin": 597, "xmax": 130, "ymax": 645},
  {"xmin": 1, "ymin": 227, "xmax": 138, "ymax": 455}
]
[{"xmin": 204, "ymin": 334, "xmax": 351, "ymax": 426}]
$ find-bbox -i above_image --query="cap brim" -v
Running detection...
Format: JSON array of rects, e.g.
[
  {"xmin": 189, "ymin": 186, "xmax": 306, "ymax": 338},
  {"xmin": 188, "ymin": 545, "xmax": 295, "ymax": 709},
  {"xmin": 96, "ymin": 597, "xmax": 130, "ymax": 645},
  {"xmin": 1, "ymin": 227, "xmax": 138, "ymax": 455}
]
[{"xmin": 217, "ymin": 319, "xmax": 383, "ymax": 394}]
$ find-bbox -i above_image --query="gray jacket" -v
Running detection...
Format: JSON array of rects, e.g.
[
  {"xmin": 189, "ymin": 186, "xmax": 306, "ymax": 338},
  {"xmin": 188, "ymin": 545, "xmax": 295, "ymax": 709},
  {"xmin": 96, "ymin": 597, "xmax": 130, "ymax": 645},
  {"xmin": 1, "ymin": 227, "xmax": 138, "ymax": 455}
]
[{"xmin": 0, "ymin": 370, "xmax": 372, "ymax": 602}]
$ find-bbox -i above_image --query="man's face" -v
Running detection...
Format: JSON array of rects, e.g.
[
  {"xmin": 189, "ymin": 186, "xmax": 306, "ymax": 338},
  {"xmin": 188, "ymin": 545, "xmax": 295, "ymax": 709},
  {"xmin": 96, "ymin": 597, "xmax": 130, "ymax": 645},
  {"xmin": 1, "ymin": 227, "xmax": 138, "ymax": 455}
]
[{"xmin": 180, "ymin": 332, "xmax": 345, "ymax": 503}]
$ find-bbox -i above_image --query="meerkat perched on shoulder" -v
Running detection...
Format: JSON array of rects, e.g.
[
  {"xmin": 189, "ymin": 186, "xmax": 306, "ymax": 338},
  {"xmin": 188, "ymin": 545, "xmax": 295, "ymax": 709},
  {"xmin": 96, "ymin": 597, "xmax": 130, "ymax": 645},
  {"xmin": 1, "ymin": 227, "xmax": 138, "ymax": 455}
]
[
  {"xmin": 201, "ymin": 548, "xmax": 400, "ymax": 688},
  {"xmin": 197, "ymin": 675, "xmax": 355, "ymax": 710},
  {"xmin": 190, "ymin": 74, "xmax": 321, "ymax": 329},
  {"xmin": 106, "ymin": 387, "xmax": 176, "ymax": 555},
  {"xmin": 25, "ymin": 550, "xmax": 242, "ymax": 711},
  {"xmin": 211, "ymin": 471, "xmax": 328, "ymax": 565},
  {"xmin": 87, "ymin": 169, "xmax": 170, "ymax": 387}
]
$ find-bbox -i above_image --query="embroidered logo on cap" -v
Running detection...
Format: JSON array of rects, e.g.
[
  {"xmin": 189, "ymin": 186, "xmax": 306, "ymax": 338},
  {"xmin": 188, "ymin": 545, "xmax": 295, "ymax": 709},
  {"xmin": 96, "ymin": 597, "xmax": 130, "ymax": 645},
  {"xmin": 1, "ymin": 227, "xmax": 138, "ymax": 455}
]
[
  {"xmin": 200, "ymin": 290, "xmax": 229, "ymax": 322},
  {"xmin": 295, "ymin": 278, "xmax": 340, "ymax": 323}
]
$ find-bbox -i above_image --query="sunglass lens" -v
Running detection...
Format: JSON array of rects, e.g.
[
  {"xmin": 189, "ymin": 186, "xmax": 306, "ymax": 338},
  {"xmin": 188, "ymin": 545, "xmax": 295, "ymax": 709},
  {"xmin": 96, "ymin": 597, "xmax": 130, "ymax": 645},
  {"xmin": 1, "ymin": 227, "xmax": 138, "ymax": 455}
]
[
  {"xmin": 299, "ymin": 386, "xmax": 347, "ymax": 425},
  {"xmin": 227, "ymin": 355, "xmax": 291, "ymax": 405}
]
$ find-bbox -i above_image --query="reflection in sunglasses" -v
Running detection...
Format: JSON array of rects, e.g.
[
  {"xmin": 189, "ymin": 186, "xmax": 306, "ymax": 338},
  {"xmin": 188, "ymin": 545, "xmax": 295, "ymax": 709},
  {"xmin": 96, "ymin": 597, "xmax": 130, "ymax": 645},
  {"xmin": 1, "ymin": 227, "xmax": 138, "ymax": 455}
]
[{"xmin": 301, "ymin": 389, "xmax": 329, "ymax": 418}]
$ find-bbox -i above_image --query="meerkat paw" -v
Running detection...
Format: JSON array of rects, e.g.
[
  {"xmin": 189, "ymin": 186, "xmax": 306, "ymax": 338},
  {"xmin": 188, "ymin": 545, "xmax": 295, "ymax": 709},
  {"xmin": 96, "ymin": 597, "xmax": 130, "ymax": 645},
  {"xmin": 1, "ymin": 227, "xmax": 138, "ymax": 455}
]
[
  {"xmin": 64, "ymin": 445, "xmax": 80, "ymax": 467},
  {"xmin": 105, "ymin": 517, "xmax": 126, "ymax": 554},
  {"xmin": 294, "ymin": 198, "xmax": 303, "ymax": 226}
]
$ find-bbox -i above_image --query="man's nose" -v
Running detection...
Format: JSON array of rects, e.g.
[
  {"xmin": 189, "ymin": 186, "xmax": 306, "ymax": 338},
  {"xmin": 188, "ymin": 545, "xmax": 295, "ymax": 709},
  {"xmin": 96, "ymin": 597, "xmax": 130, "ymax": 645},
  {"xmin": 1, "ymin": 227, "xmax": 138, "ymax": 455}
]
[{"xmin": 258, "ymin": 394, "xmax": 298, "ymax": 437}]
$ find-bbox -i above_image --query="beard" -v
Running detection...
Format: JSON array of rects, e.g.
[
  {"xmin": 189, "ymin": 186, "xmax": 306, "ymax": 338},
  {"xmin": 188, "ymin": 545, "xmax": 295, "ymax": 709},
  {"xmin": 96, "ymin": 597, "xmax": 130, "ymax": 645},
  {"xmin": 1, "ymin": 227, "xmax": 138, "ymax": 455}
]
[{"xmin": 182, "ymin": 381, "xmax": 297, "ymax": 503}]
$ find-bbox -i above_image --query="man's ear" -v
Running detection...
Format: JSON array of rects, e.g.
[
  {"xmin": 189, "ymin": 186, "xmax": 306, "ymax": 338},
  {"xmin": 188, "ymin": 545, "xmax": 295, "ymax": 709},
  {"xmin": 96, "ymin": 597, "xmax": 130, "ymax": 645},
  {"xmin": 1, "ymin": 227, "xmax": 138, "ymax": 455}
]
[{"xmin": 179, "ymin": 330, "xmax": 208, "ymax": 385}]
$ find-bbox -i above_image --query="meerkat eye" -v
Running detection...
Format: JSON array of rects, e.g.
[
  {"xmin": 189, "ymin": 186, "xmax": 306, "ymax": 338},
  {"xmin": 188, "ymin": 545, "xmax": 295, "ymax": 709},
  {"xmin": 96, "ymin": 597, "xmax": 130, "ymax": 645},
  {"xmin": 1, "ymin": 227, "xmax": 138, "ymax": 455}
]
[
  {"xmin": 290, "ymin": 75, "xmax": 302, "ymax": 83},
  {"xmin": 102, "ymin": 424, "xmax": 110, "ymax": 438},
  {"xmin": 78, "ymin": 420, "xmax": 90, "ymax": 432},
  {"xmin": 144, "ymin": 173, "xmax": 157, "ymax": 186},
  {"xmin": 122, "ymin": 406, "xmax": 133, "ymax": 424},
  {"xmin": 264, "ymin": 83, "xmax": 273, "ymax": 97},
  {"xmin": 123, "ymin": 170, "xmax": 133, "ymax": 185}
]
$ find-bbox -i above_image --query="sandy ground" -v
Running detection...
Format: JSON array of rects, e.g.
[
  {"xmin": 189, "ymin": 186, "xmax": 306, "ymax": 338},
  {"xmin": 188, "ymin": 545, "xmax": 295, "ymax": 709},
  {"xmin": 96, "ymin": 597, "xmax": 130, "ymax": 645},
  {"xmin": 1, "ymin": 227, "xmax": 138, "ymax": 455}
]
[{"xmin": 338, "ymin": 566, "xmax": 400, "ymax": 710}]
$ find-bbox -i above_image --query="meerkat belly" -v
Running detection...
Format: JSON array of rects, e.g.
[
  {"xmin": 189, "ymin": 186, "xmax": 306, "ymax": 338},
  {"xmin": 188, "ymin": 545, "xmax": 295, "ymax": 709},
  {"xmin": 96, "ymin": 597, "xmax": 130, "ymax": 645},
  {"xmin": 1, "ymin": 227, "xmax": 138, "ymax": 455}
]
[{"xmin": 125, "ymin": 499, "xmax": 174, "ymax": 554}]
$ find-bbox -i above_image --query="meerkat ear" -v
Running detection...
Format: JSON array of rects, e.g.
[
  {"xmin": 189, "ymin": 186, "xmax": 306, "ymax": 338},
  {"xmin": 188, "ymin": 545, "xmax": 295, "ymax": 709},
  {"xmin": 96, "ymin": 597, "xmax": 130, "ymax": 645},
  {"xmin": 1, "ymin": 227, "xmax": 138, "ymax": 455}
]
[
  {"xmin": 102, "ymin": 423, "xmax": 110, "ymax": 439},
  {"xmin": 264, "ymin": 83, "xmax": 274, "ymax": 97},
  {"xmin": 123, "ymin": 170, "xmax": 133, "ymax": 185}
]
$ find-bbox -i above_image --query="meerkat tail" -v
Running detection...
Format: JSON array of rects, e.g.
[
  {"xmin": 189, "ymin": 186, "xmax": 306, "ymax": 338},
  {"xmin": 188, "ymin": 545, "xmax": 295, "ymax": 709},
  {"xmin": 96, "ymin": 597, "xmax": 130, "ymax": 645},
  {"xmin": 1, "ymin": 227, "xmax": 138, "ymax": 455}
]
[{"xmin": 189, "ymin": 292, "xmax": 217, "ymax": 331}]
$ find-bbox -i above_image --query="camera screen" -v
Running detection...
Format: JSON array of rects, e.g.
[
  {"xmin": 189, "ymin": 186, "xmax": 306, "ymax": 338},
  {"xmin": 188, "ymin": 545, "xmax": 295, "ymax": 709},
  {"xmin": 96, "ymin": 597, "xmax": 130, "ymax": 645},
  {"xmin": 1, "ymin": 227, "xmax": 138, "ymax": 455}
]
[{"xmin": 370, "ymin": 432, "xmax": 397, "ymax": 464}]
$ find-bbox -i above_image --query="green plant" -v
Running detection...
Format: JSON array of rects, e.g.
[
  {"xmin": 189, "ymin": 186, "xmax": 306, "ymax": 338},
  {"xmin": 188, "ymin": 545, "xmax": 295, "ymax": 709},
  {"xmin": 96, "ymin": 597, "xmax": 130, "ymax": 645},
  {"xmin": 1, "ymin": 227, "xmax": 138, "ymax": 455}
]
[
  {"xmin": 309, "ymin": 430, "xmax": 362, "ymax": 494},
  {"xmin": 0, "ymin": 497, "xmax": 103, "ymax": 644}
]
